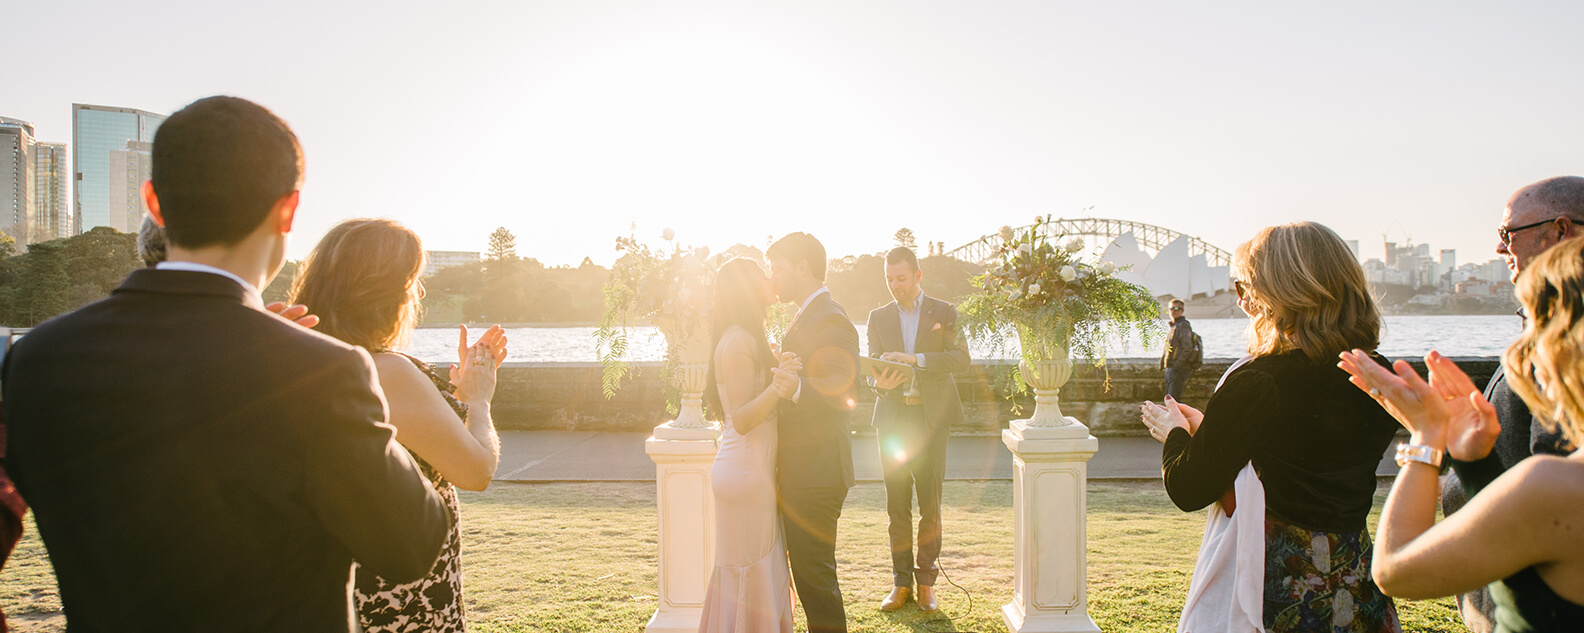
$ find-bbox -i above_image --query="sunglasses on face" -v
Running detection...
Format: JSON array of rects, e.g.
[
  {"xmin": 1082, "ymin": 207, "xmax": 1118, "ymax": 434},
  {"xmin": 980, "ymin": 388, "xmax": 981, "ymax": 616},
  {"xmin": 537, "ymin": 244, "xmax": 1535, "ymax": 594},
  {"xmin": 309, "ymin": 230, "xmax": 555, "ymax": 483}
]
[
  {"xmin": 1232, "ymin": 279, "xmax": 1248, "ymax": 300},
  {"xmin": 1499, "ymin": 218, "xmax": 1561, "ymax": 246}
]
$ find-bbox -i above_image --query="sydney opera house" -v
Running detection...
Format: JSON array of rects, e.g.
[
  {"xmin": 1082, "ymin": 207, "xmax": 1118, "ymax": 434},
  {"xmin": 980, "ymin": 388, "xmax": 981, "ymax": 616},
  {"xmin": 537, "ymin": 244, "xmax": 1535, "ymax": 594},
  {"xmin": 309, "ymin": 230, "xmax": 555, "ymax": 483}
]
[
  {"xmin": 1097, "ymin": 232, "xmax": 1242, "ymax": 318},
  {"xmin": 949, "ymin": 219, "xmax": 1246, "ymax": 318}
]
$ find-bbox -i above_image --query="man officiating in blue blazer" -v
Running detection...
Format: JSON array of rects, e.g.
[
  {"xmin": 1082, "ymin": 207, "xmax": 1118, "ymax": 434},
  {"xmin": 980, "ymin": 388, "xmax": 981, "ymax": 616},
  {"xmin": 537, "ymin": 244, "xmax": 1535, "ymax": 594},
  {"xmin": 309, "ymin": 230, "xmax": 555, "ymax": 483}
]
[{"xmin": 865, "ymin": 246, "xmax": 970, "ymax": 614}]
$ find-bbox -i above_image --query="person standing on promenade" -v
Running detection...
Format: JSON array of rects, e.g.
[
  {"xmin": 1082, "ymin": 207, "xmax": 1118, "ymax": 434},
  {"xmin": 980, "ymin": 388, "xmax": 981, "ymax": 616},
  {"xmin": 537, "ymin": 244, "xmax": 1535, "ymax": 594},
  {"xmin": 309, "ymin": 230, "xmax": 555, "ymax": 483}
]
[
  {"xmin": 1160, "ymin": 298, "xmax": 1198, "ymax": 400},
  {"xmin": 1, "ymin": 96, "xmax": 451, "ymax": 631},
  {"xmin": 1427, "ymin": 175, "xmax": 1584, "ymax": 632},
  {"xmin": 865, "ymin": 246, "xmax": 969, "ymax": 614},
  {"xmin": 768, "ymin": 232, "xmax": 859, "ymax": 633}
]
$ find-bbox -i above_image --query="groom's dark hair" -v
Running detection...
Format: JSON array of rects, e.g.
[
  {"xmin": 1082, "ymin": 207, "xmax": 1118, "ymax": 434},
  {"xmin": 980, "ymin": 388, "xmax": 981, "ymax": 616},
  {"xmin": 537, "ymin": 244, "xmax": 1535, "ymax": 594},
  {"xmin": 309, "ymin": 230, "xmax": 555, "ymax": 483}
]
[
  {"xmin": 768, "ymin": 232, "xmax": 827, "ymax": 282},
  {"xmin": 152, "ymin": 96, "xmax": 303, "ymax": 248}
]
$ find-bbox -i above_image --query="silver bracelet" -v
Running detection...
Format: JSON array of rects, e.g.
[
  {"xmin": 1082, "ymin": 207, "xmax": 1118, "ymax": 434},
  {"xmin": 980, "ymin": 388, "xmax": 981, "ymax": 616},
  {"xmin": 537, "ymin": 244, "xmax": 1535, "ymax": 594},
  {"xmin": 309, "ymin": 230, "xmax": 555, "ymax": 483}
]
[{"xmin": 1394, "ymin": 442, "xmax": 1444, "ymax": 469}]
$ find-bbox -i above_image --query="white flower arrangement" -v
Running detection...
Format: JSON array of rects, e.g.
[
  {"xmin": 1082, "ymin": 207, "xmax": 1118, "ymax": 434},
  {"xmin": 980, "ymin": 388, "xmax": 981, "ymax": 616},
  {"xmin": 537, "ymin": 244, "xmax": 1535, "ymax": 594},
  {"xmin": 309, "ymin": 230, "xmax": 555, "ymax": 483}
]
[{"xmin": 958, "ymin": 216, "xmax": 1163, "ymax": 388}]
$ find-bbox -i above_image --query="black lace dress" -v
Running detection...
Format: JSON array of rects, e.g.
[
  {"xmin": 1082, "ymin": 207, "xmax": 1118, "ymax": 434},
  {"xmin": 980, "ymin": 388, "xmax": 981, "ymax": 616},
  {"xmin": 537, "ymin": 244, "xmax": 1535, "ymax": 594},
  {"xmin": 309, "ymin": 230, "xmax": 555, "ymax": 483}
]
[{"xmin": 355, "ymin": 353, "xmax": 467, "ymax": 632}]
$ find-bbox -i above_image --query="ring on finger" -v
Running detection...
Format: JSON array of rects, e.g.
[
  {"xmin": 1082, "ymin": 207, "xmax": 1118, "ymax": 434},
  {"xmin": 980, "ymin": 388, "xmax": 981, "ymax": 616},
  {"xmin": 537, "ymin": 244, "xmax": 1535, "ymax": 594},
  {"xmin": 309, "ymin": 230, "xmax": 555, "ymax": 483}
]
[{"xmin": 1368, "ymin": 387, "xmax": 1381, "ymax": 398}]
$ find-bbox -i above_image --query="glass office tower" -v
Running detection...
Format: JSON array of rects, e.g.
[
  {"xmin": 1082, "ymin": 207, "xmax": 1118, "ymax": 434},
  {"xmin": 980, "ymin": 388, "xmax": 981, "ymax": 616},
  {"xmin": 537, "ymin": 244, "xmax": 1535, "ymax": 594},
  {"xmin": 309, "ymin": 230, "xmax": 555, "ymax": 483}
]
[
  {"xmin": 35, "ymin": 142, "xmax": 69, "ymax": 240},
  {"xmin": 0, "ymin": 117, "xmax": 35, "ymax": 245},
  {"xmin": 73, "ymin": 104, "xmax": 165, "ymax": 234}
]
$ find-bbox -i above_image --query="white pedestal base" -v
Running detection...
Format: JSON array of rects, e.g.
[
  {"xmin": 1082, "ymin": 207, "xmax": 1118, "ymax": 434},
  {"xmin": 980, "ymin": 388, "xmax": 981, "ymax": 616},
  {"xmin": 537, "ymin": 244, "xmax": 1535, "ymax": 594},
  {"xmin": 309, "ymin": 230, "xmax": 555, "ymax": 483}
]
[
  {"xmin": 653, "ymin": 420, "xmax": 722, "ymax": 441},
  {"xmin": 644, "ymin": 424, "xmax": 720, "ymax": 633},
  {"xmin": 1001, "ymin": 418, "xmax": 1102, "ymax": 633}
]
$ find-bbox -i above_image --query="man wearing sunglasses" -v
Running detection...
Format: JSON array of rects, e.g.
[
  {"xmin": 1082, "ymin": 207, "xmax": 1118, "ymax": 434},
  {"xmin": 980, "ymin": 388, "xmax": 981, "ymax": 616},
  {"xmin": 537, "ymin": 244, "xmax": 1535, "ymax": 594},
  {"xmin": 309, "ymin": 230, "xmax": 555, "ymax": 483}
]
[
  {"xmin": 1497, "ymin": 176, "xmax": 1584, "ymax": 283},
  {"xmin": 1159, "ymin": 299, "xmax": 1199, "ymax": 400},
  {"xmin": 1441, "ymin": 175, "xmax": 1584, "ymax": 633}
]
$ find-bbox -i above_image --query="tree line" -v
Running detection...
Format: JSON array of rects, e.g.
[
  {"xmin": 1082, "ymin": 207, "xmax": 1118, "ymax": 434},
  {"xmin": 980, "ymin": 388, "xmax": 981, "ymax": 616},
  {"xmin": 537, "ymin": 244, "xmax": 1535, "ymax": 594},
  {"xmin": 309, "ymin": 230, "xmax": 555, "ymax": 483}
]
[{"xmin": 0, "ymin": 226, "xmax": 984, "ymax": 328}]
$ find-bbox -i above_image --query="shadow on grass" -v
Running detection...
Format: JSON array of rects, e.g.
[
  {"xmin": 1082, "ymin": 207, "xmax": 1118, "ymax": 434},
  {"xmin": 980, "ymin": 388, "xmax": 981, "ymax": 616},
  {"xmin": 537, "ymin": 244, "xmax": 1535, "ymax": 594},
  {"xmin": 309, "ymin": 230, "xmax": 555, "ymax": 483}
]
[{"xmin": 882, "ymin": 608, "xmax": 965, "ymax": 632}]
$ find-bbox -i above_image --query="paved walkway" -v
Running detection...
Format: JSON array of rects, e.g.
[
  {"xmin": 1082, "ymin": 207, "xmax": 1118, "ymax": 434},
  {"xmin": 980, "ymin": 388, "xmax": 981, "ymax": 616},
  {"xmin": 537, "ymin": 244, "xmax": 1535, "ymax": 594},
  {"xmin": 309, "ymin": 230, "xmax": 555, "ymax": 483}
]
[{"xmin": 492, "ymin": 431, "xmax": 1404, "ymax": 483}]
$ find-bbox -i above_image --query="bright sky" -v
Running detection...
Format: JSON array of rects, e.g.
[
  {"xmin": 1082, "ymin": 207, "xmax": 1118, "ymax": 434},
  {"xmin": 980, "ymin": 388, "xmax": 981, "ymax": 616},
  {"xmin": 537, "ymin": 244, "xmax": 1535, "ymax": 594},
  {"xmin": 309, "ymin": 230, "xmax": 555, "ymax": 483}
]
[{"xmin": 5, "ymin": 1, "xmax": 1580, "ymax": 267}]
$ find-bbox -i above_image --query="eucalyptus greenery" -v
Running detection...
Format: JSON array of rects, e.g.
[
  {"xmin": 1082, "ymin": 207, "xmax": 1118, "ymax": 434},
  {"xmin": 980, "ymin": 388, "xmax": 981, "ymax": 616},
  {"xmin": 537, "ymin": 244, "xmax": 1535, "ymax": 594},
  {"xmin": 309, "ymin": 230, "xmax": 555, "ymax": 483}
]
[
  {"xmin": 958, "ymin": 216, "xmax": 1164, "ymax": 391},
  {"xmin": 594, "ymin": 231, "xmax": 715, "ymax": 412}
]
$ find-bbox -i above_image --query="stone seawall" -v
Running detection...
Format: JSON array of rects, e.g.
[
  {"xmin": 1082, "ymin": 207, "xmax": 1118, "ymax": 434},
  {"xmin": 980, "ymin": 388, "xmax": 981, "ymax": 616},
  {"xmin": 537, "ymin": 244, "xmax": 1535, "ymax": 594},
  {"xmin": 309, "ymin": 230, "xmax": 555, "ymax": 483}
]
[{"xmin": 490, "ymin": 357, "xmax": 1500, "ymax": 437}]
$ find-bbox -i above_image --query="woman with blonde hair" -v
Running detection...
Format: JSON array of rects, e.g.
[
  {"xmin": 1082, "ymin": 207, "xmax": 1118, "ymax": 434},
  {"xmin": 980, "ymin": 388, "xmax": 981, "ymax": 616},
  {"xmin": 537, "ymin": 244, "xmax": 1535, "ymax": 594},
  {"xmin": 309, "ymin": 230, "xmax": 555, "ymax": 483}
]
[
  {"xmin": 1340, "ymin": 237, "xmax": 1584, "ymax": 632},
  {"xmin": 1141, "ymin": 221, "xmax": 1402, "ymax": 631},
  {"xmin": 290, "ymin": 218, "xmax": 507, "ymax": 633}
]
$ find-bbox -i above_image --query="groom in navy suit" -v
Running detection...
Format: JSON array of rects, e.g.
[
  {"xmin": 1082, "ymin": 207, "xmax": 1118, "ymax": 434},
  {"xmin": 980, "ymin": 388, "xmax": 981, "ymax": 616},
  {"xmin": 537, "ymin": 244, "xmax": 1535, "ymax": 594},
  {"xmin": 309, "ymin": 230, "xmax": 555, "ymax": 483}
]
[
  {"xmin": 2, "ymin": 97, "xmax": 449, "ymax": 631},
  {"xmin": 767, "ymin": 232, "xmax": 859, "ymax": 633}
]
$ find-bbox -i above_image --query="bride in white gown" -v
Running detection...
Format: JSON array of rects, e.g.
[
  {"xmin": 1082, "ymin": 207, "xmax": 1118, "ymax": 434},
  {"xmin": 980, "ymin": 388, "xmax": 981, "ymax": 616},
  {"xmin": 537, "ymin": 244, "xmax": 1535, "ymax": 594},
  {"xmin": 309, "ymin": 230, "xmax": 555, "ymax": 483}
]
[{"xmin": 699, "ymin": 258, "xmax": 802, "ymax": 633}]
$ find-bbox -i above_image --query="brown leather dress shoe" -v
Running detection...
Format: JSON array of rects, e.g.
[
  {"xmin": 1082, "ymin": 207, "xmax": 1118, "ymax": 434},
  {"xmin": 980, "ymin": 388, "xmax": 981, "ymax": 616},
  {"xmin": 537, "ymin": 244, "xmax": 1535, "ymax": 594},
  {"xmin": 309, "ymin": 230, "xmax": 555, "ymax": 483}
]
[
  {"xmin": 917, "ymin": 585, "xmax": 938, "ymax": 613},
  {"xmin": 879, "ymin": 586, "xmax": 912, "ymax": 611}
]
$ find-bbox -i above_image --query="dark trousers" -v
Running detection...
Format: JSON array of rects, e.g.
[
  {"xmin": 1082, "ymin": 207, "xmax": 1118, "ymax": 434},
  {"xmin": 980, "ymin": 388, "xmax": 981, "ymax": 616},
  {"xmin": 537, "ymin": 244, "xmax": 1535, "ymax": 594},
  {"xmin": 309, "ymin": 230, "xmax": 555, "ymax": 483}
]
[
  {"xmin": 780, "ymin": 485, "xmax": 849, "ymax": 633},
  {"xmin": 1163, "ymin": 367, "xmax": 1191, "ymax": 400},
  {"xmin": 878, "ymin": 406, "xmax": 947, "ymax": 587}
]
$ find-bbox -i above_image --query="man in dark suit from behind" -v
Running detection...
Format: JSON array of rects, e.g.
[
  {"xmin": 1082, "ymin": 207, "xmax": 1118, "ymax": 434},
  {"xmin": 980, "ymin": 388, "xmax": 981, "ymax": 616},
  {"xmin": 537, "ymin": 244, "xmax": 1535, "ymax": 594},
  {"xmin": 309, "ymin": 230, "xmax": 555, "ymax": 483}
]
[
  {"xmin": 1, "ymin": 96, "xmax": 451, "ymax": 632},
  {"xmin": 768, "ymin": 232, "xmax": 859, "ymax": 633},
  {"xmin": 865, "ymin": 247, "xmax": 969, "ymax": 615}
]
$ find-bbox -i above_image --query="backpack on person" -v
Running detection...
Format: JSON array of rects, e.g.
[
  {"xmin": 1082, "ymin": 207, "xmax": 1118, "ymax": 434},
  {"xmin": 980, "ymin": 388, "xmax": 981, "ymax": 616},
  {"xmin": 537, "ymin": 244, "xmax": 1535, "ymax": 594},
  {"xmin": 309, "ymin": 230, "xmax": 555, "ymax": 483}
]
[{"xmin": 1183, "ymin": 332, "xmax": 1204, "ymax": 372}]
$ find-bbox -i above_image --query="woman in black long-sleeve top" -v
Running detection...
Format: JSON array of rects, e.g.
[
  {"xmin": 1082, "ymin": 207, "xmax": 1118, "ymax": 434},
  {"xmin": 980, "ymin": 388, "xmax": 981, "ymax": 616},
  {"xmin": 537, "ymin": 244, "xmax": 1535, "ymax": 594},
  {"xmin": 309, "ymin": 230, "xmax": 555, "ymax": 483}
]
[{"xmin": 1142, "ymin": 221, "xmax": 1403, "ymax": 632}]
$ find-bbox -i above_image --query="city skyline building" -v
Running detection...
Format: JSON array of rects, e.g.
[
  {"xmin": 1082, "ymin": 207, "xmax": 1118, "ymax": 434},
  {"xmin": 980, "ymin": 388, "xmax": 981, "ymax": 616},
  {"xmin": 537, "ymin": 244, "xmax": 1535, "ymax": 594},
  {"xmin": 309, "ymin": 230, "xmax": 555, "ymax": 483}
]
[
  {"xmin": 34, "ymin": 142, "xmax": 69, "ymax": 240},
  {"xmin": 425, "ymin": 250, "xmax": 481, "ymax": 277},
  {"xmin": 107, "ymin": 141, "xmax": 152, "ymax": 233},
  {"xmin": 0, "ymin": 117, "xmax": 36, "ymax": 245},
  {"xmin": 73, "ymin": 104, "xmax": 164, "ymax": 235}
]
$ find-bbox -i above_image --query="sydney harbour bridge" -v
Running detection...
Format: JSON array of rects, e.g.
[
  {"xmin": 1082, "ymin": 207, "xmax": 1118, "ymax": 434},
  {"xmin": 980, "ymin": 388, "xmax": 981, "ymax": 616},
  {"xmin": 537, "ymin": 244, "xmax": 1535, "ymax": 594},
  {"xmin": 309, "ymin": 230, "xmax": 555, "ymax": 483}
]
[{"xmin": 946, "ymin": 217, "xmax": 1236, "ymax": 303}]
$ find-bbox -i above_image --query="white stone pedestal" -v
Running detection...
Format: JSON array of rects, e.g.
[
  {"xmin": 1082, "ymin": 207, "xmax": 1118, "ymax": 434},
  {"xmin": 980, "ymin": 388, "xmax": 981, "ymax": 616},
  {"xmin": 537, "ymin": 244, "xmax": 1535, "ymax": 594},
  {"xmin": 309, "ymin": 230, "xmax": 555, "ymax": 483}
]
[
  {"xmin": 1001, "ymin": 417, "xmax": 1102, "ymax": 633},
  {"xmin": 644, "ymin": 422, "xmax": 721, "ymax": 633}
]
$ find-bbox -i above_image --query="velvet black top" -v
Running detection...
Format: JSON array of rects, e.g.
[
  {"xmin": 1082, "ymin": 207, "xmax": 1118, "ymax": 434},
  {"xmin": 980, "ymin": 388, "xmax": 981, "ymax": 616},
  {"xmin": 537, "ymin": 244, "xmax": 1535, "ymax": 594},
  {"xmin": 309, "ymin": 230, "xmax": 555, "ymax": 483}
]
[{"xmin": 1162, "ymin": 350, "xmax": 1402, "ymax": 533}]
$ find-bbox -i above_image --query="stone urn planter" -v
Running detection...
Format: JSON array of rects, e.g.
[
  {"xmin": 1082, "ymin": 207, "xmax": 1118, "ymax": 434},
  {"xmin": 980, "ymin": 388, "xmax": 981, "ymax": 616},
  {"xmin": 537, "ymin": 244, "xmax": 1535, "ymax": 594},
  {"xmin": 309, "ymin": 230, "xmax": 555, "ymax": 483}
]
[
  {"xmin": 1019, "ymin": 355, "xmax": 1076, "ymax": 427},
  {"xmin": 656, "ymin": 330, "xmax": 717, "ymax": 440}
]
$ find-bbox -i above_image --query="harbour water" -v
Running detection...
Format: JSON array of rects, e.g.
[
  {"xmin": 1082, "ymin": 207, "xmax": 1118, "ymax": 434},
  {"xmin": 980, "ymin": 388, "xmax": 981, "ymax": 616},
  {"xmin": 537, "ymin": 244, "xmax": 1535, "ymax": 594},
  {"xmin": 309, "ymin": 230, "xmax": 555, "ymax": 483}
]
[{"xmin": 407, "ymin": 314, "xmax": 1524, "ymax": 365}]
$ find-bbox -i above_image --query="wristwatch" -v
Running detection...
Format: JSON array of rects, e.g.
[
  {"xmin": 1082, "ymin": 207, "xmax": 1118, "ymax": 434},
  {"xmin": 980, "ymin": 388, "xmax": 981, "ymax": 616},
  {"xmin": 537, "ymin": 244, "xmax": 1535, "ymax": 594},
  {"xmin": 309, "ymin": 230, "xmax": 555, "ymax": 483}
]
[{"xmin": 1395, "ymin": 443, "xmax": 1444, "ymax": 469}]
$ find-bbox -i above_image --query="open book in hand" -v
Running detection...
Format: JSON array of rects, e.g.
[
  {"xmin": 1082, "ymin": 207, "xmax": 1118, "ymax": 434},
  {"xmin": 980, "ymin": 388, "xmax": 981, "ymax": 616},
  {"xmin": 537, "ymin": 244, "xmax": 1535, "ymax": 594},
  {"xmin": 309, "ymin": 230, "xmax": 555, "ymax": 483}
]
[{"xmin": 860, "ymin": 356, "xmax": 915, "ymax": 383}]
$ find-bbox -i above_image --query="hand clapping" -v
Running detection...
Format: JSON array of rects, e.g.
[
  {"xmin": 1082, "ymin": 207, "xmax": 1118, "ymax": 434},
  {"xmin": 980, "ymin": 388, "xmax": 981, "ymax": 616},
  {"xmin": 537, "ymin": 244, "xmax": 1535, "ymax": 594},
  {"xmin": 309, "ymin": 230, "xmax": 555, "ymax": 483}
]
[
  {"xmin": 1337, "ymin": 349, "xmax": 1500, "ymax": 461},
  {"xmin": 1140, "ymin": 395, "xmax": 1198, "ymax": 442},
  {"xmin": 451, "ymin": 324, "xmax": 509, "ymax": 406},
  {"xmin": 264, "ymin": 302, "xmax": 320, "ymax": 328}
]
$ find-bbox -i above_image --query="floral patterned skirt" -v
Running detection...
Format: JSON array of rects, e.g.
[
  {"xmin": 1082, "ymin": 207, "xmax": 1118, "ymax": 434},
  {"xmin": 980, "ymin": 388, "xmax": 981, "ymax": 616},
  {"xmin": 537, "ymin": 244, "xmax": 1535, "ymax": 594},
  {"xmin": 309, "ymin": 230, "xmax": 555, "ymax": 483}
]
[{"xmin": 1264, "ymin": 514, "xmax": 1399, "ymax": 633}]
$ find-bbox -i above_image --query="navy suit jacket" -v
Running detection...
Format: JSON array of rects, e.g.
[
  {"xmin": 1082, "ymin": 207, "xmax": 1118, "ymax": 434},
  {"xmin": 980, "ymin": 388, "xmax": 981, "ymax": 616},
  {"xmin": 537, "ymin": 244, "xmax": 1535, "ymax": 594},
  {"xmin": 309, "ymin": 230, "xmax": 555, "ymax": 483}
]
[
  {"xmin": 2, "ymin": 270, "xmax": 450, "ymax": 632},
  {"xmin": 776, "ymin": 291, "xmax": 859, "ymax": 490},
  {"xmin": 865, "ymin": 295, "xmax": 970, "ymax": 431}
]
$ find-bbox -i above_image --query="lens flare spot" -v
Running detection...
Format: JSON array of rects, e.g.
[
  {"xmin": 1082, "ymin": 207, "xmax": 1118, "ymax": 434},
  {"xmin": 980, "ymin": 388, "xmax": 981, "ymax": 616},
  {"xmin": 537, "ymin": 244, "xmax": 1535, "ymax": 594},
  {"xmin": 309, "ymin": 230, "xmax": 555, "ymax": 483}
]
[{"xmin": 881, "ymin": 436, "xmax": 908, "ymax": 464}]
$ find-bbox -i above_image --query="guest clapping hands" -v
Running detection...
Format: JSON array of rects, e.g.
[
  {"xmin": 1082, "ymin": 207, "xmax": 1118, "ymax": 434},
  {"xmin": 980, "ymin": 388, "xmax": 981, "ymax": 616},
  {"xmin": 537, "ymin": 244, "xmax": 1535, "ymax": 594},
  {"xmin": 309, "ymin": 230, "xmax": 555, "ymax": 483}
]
[
  {"xmin": 1339, "ymin": 237, "xmax": 1584, "ymax": 631},
  {"xmin": 1144, "ymin": 222, "xmax": 1403, "ymax": 632},
  {"xmin": 291, "ymin": 218, "xmax": 507, "ymax": 633}
]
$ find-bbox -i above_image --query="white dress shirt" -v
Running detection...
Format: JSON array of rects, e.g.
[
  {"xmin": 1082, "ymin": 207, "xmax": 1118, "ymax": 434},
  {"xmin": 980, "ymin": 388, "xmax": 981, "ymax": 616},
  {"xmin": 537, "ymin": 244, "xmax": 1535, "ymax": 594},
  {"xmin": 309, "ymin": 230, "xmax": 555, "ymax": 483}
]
[
  {"xmin": 155, "ymin": 261, "xmax": 264, "ymax": 307},
  {"xmin": 898, "ymin": 292, "xmax": 927, "ymax": 369}
]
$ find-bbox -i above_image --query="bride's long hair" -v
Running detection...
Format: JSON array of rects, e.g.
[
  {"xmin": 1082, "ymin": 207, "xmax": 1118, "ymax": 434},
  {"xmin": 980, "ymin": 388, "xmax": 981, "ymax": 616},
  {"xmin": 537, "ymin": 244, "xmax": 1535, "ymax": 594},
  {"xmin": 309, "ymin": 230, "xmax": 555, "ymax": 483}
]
[{"xmin": 705, "ymin": 258, "xmax": 777, "ymax": 420}]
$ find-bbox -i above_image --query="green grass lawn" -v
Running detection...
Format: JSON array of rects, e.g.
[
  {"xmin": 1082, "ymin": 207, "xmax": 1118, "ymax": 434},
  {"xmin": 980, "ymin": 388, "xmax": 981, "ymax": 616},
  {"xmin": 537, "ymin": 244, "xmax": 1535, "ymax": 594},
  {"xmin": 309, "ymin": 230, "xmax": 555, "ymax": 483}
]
[{"xmin": 1, "ymin": 481, "xmax": 1463, "ymax": 632}]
